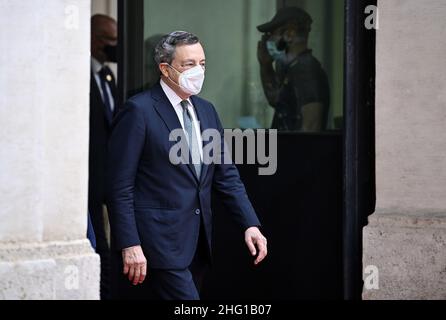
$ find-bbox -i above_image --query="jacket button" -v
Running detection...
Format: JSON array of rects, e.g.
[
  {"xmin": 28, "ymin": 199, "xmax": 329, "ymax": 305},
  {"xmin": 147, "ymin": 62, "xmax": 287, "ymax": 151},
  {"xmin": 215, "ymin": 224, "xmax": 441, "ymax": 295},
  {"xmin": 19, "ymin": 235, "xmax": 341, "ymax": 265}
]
[{"xmin": 195, "ymin": 209, "xmax": 201, "ymax": 215}]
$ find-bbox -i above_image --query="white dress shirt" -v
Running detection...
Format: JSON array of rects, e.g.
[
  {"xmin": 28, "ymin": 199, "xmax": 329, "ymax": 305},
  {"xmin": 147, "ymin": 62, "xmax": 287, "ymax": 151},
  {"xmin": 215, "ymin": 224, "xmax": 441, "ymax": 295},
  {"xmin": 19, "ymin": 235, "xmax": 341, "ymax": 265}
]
[
  {"xmin": 160, "ymin": 79, "xmax": 203, "ymax": 161},
  {"xmin": 91, "ymin": 57, "xmax": 115, "ymax": 113}
]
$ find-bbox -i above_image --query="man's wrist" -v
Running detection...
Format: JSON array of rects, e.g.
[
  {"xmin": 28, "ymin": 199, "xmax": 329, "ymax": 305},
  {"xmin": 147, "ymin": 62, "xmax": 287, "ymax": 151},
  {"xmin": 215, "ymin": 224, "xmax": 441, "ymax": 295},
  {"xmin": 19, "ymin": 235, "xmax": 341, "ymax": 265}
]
[
  {"xmin": 119, "ymin": 241, "xmax": 141, "ymax": 252},
  {"xmin": 245, "ymin": 225, "xmax": 261, "ymax": 232}
]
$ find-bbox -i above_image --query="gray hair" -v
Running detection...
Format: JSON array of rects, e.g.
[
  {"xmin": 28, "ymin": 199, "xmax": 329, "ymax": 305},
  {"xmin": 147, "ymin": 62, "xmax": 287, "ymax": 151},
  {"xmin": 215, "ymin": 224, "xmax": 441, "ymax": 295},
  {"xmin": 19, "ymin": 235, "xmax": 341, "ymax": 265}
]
[{"xmin": 154, "ymin": 31, "xmax": 200, "ymax": 65}]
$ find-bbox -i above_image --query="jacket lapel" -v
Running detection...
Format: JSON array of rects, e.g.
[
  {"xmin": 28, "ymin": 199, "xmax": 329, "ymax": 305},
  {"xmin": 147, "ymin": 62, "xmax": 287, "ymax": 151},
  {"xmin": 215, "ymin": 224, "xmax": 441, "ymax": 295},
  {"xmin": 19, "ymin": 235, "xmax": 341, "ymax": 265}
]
[
  {"xmin": 151, "ymin": 83, "xmax": 199, "ymax": 183},
  {"xmin": 151, "ymin": 84, "xmax": 182, "ymax": 132}
]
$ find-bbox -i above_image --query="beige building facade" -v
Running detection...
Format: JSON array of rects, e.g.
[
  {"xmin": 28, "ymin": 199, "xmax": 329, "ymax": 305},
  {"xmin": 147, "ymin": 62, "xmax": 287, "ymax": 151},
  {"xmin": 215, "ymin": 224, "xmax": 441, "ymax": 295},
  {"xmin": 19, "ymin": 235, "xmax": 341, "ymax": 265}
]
[{"xmin": 363, "ymin": 0, "xmax": 446, "ymax": 300}]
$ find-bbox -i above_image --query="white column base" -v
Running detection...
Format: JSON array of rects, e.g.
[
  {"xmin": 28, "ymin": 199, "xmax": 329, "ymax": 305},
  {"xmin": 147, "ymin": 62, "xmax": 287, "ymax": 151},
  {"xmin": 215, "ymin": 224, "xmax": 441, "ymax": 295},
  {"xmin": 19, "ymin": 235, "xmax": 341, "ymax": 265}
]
[
  {"xmin": 0, "ymin": 240, "xmax": 99, "ymax": 300},
  {"xmin": 363, "ymin": 210, "xmax": 446, "ymax": 300}
]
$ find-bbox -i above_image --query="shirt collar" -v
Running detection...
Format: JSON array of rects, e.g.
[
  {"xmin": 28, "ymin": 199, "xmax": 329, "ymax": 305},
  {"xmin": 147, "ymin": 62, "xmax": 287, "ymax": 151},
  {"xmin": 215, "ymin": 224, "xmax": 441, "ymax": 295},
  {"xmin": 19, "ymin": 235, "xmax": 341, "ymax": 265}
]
[
  {"xmin": 160, "ymin": 79, "xmax": 192, "ymax": 108},
  {"xmin": 91, "ymin": 57, "xmax": 103, "ymax": 74}
]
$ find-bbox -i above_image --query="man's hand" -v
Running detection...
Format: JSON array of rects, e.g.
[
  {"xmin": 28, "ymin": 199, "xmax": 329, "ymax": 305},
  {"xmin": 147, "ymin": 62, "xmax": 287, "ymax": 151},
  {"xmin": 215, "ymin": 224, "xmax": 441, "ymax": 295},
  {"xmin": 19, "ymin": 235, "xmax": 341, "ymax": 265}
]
[
  {"xmin": 245, "ymin": 227, "xmax": 268, "ymax": 266},
  {"xmin": 122, "ymin": 245, "xmax": 147, "ymax": 286},
  {"xmin": 257, "ymin": 33, "xmax": 274, "ymax": 65}
]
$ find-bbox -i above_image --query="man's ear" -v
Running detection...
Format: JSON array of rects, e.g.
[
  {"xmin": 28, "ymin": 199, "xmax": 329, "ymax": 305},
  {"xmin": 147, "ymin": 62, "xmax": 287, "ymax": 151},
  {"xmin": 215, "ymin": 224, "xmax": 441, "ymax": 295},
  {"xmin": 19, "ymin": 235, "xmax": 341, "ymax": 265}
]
[{"xmin": 159, "ymin": 64, "xmax": 169, "ymax": 77}]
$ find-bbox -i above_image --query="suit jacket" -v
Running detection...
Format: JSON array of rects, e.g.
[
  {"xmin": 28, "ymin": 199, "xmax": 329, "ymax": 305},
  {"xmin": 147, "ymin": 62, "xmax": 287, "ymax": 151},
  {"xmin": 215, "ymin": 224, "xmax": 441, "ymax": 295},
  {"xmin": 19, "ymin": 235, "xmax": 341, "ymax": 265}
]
[
  {"xmin": 106, "ymin": 83, "xmax": 260, "ymax": 269},
  {"xmin": 89, "ymin": 69, "xmax": 118, "ymax": 207}
]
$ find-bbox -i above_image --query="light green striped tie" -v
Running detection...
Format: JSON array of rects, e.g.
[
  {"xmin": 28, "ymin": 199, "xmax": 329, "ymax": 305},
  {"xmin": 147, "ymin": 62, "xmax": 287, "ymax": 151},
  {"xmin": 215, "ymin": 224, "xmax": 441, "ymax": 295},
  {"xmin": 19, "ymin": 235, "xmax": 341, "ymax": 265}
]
[{"xmin": 181, "ymin": 100, "xmax": 202, "ymax": 179}]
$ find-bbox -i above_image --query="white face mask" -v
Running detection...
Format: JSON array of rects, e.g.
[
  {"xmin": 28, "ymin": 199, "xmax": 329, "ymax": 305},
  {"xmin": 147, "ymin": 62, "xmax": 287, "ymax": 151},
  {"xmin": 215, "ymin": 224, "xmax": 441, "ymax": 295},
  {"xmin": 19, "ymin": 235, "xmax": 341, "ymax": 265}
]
[
  {"xmin": 168, "ymin": 64, "xmax": 205, "ymax": 95},
  {"xmin": 266, "ymin": 40, "xmax": 286, "ymax": 62}
]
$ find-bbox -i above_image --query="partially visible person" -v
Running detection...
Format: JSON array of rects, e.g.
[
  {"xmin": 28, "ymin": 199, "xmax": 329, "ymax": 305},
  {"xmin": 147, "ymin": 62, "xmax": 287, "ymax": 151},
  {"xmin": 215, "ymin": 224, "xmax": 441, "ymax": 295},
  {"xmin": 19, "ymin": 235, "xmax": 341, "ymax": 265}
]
[
  {"xmin": 257, "ymin": 7, "xmax": 330, "ymax": 132},
  {"xmin": 89, "ymin": 14, "xmax": 119, "ymax": 300},
  {"xmin": 87, "ymin": 212, "xmax": 97, "ymax": 250}
]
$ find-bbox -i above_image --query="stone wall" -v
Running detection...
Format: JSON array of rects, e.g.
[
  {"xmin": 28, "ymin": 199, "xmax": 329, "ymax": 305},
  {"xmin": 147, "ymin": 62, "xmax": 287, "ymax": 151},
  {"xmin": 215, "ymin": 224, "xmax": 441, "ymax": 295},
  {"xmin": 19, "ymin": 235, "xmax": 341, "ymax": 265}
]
[
  {"xmin": 0, "ymin": 0, "xmax": 99, "ymax": 300},
  {"xmin": 363, "ymin": 0, "xmax": 446, "ymax": 300}
]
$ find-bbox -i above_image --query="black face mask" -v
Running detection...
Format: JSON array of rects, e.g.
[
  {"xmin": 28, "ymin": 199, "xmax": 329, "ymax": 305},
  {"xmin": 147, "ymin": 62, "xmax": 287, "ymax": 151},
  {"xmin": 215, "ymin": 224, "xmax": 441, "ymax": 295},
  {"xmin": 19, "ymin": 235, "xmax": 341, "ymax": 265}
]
[{"xmin": 104, "ymin": 45, "xmax": 118, "ymax": 63}]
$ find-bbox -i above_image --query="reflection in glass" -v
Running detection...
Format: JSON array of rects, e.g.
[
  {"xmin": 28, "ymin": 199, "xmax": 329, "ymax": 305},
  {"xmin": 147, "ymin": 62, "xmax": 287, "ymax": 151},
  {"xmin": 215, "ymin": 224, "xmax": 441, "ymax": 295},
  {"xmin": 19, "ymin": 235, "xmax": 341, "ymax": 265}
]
[
  {"xmin": 257, "ymin": 7, "xmax": 330, "ymax": 132},
  {"xmin": 143, "ymin": 0, "xmax": 344, "ymax": 131}
]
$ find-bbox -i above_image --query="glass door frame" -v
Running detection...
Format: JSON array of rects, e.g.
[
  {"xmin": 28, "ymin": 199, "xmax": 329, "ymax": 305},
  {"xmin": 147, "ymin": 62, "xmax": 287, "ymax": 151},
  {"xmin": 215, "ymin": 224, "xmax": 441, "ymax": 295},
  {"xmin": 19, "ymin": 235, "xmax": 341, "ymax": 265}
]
[{"xmin": 343, "ymin": 0, "xmax": 377, "ymax": 300}]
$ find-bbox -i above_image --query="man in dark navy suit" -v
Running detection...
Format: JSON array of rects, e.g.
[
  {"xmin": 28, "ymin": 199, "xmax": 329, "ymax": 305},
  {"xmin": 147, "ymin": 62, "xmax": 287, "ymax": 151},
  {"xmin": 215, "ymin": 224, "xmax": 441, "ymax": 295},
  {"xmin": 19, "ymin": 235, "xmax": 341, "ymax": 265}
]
[
  {"xmin": 107, "ymin": 31, "xmax": 268, "ymax": 300},
  {"xmin": 89, "ymin": 14, "xmax": 119, "ymax": 300}
]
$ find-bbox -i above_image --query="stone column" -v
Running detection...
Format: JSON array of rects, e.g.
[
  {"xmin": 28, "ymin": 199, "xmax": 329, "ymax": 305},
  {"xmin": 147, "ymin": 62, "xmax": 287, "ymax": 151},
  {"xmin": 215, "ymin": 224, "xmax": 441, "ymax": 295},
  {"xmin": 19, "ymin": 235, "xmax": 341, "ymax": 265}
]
[
  {"xmin": 363, "ymin": 0, "xmax": 446, "ymax": 300},
  {"xmin": 0, "ymin": 0, "xmax": 99, "ymax": 299}
]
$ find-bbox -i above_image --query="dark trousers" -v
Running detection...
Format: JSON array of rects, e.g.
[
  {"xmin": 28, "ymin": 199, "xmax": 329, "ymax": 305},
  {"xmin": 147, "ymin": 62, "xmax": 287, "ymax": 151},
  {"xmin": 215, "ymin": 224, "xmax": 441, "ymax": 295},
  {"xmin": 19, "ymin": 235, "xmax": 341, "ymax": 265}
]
[
  {"xmin": 89, "ymin": 202, "xmax": 111, "ymax": 300},
  {"xmin": 110, "ymin": 222, "xmax": 211, "ymax": 300}
]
